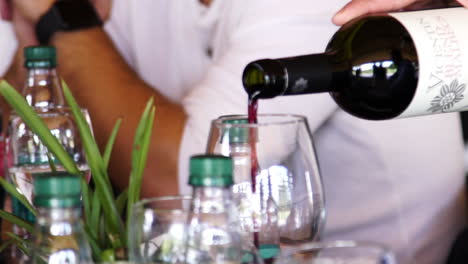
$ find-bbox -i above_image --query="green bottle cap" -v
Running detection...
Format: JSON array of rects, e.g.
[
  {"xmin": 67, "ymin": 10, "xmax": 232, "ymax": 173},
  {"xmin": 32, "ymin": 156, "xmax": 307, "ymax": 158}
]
[
  {"xmin": 223, "ymin": 118, "xmax": 249, "ymax": 144},
  {"xmin": 259, "ymin": 244, "xmax": 280, "ymax": 260},
  {"xmin": 189, "ymin": 155, "xmax": 233, "ymax": 188},
  {"xmin": 33, "ymin": 172, "xmax": 81, "ymax": 208},
  {"xmin": 24, "ymin": 46, "xmax": 57, "ymax": 69}
]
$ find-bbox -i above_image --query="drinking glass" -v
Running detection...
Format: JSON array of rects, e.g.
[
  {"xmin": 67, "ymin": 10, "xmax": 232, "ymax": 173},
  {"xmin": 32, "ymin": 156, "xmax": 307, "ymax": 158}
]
[
  {"xmin": 274, "ymin": 240, "xmax": 397, "ymax": 264},
  {"xmin": 206, "ymin": 114, "xmax": 325, "ymax": 249},
  {"xmin": 129, "ymin": 196, "xmax": 192, "ymax": 263},
  {"xmin": 128, "ymin": 196, "xmax": 264, "ymax": 264}
]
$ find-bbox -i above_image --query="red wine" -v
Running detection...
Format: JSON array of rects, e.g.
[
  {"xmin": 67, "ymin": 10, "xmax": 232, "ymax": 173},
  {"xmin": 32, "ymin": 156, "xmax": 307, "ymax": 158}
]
[
  {"xmin": 248, "ymin": 100, "xmax": 281, "ymax": 261},
  {"xmin": 247, "ymin": 98, "xmax": 258, "ymax": 194},
  {"xmin": 248, "ymin": 98, "xmax": 260, "ymax": 248},
  {"xmin": 243, "ymin": 8, "xmax": 468, "ymax": 120}
]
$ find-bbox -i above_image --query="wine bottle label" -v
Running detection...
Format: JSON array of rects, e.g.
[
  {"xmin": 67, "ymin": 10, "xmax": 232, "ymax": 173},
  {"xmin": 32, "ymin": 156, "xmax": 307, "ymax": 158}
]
[{"xmin": 391, "ymin": 7, "xmax": 468, "ymax": 117}]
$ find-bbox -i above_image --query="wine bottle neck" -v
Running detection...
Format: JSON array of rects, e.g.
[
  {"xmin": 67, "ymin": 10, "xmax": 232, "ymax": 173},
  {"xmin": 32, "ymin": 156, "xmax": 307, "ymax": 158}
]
[
  {"xmin": 280, "ymin": 53, "xmax": 333, "ymax": 96},
  {"xmin": 243, "ymin": 53, "xmax": 333, "ymax": 99}
]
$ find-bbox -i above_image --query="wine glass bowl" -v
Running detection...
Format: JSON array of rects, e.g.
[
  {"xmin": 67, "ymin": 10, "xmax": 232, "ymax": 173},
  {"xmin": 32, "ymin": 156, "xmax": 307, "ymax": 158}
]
[
  {"xmin": 128, "ymin": 196, "xmax": 192, "ymax": 264},
  {"xmin": 128, "ymin": 195, "xmax": 264, "ymax": 264},
  {"xmin": 206, "ymin": 114, "xmax": 325, "ymax": 249}
]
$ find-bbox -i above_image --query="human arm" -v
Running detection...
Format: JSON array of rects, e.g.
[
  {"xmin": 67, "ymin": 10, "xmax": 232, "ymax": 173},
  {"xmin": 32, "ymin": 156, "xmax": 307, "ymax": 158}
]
[
  {"xmin": 52, "ymin": 28, "xmax": 186, "ymax": 197},
  {"xmin": 5, "ymin": 0, "xmax": 185, "ymax": 197},
  {"xmin": 332, "ymin": 0, "xmax": 468, "ymax": 25}
]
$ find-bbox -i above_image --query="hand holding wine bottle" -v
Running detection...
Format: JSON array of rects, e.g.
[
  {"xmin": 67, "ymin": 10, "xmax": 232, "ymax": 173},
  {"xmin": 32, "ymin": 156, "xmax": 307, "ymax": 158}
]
[
  {"xmin": 333, "ymin": 0, "xmax": 468, "ymax": 25},
  {"xmin": 243, "ymin": 7, "xmax": 468, "ymax": 120}
]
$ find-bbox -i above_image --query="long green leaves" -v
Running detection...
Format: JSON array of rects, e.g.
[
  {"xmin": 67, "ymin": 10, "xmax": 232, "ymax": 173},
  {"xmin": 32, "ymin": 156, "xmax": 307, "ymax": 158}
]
[
  {"xmin": 126, "ymin": 98, "xmax": 155, "ymax": 237},
  {"xmin": 0, "ymin": 178, "xmax": 36, "ymax": 217},
  {"xmin": 104, "ymin": 119, "xmax": 122, "ymax": 169},
  {"xmin": 7, "ymin": 232, "xmax": 31, "ymax": 255},
  {"xmin": 0, "ymin": 81, "xmax": 80, "ymax": 174},
  {"xmin": 61, "ymin": 81, "xmax": 125, "ymax": 243},
  {"xmin": 0, "ymin": 210, "xmax": 34, "ymax": 233},
  {"xmin": 0, "ymin": 79, "xmax": 156, "ymax": 260}
]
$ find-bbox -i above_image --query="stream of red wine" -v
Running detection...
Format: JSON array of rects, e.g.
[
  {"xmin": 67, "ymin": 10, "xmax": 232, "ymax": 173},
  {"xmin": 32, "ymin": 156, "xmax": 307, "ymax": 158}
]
[
  {"xmin": 248, "ymin": 98, "xmax": 277, "ymax": 264},
  {"xmin": 247, "ymin": 98, "xmax": 260, "ymax": 249}
]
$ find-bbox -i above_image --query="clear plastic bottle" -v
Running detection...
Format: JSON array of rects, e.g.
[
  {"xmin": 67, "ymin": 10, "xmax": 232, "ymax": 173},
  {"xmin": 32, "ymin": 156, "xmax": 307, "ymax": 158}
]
[
  {"xmin": 184, "ymin": 154, "xmax": 245, "ymax": 264},
  {"xmin": 29, "ymin": 172, "xmax": 92, "ymax": 264},
  {"xmin": 6, "ymin": 45, "xmax": 69, "ymax": 263},
  {"xmin": 222, "ymin": 119, "xmax": 256, "ymax": 245},
  {"xmin": 21, "ymin": 46, "xmax": 65, "ymax": 109},
  {"xmin": 6, "ymin": 46, "xmax": 89, "ymax": 238}
]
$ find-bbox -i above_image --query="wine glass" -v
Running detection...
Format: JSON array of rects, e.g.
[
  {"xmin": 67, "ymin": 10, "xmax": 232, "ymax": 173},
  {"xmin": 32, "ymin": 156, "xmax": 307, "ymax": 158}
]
[
  {"xmin": 128, "ymin": 196, "xmax": 264, "ymax": 264},
  {"xmin": 206, "ymin": 114, "xmax": 325, "ymax": 252},
  {"xmin": 274, "ymin": 240, "xmax": 397, "ymax": 264},
  {"xmin": 128, "ymin": 196, "xmax": 192, "ymax": 263}
]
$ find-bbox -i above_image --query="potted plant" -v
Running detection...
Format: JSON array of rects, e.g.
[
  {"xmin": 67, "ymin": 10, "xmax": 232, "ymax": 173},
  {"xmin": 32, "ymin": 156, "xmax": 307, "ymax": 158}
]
[{"xmin": 0, "ymin": 79, "xmax": 155, "ymax": 262}]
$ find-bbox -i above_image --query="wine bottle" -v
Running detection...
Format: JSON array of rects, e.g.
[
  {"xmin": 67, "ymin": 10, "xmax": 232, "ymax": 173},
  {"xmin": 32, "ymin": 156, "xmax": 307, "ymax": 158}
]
[{"xmin": 242, "ymin": 7, "xmax": 468, "ymax": 120}]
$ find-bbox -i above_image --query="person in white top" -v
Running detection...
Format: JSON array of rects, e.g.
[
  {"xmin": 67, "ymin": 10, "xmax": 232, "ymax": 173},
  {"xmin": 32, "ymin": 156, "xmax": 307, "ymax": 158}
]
[{"xmin": 1, "ymin": 0, "xmax": 468, "ymax": 264}]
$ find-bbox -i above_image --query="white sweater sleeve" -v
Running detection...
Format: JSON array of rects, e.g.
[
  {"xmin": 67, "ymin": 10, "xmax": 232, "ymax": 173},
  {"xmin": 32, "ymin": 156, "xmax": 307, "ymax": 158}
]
[
  {"xmin": 104, "ymin": 0, "xmax": 136, "ymax": 69},
  {"xmin": 0, "ymin": 21, "xmax": 17, "ymax": 77},
  {"xmin": 178, "ymin": 0, "xmax": 345, "ymax": 194}
]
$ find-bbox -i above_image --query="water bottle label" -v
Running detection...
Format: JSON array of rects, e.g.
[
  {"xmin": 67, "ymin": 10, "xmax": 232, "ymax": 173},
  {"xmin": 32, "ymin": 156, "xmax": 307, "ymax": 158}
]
[{"xmin": 391, "ymin": 7, "xmax": 468, "ymax": 117}]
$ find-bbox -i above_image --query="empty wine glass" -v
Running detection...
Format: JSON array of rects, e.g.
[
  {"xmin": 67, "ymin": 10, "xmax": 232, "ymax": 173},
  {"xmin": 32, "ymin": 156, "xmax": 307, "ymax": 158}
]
[
  {"xmin": 274, "ymin": 240, "xmax": 397, "ymax": 264},
  {"xmin": 128, "ymin": 196, "xmax": 264, "ymax": 264},
  {"xmin": 206, "ymin": 114, "xmax": 326, "ymax": 254}
]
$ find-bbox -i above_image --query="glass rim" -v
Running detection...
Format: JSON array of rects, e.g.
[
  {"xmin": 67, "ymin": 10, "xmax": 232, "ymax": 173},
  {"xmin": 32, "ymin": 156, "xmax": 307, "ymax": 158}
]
[
  {"xmin": 10, "ymin": 106, "xmax": 89, "ymax": 117},
  {"xmin": 280, "ymin": 240, "xmax": 393, "ymax": 256},
  {"xmin": 132, "ymin": 195, "xmax": 192, "ymax": 214},
  {"xmin": 212, "ymin": 113, "xmax": 307, "ymax": 127}
]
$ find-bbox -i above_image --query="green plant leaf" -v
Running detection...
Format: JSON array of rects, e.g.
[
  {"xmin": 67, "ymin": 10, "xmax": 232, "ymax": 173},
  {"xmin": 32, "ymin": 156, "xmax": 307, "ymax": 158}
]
[
  {"xmin": 133, "ymin": 107, "xmax": 155, "ymax": 201},
  {"xmin": 80, "ymin": 176, "xmax": 92, "ymax": 230},
  {"xmin": 116, "ymin": 188, "xmax": 128, "ymax": 215},
  {"xmin": 127, "ymin": 98, "xmax": 155, "ymax": 236},
  {"xmin": 61, "ymin": 80, "xmax": 111, "ymax": 188},
  {"xmin": 0, "ymin": 210, "xmax": 34, "ymax": 233},
  {"xmin": 61, "ymin": 80, "xmax": 125, "ymax": 245},
  {"xmin": 84, "ymin": 225, "xmax": 102, "ymax": 262},
  {"xmin": 46, "ymin": 152, "xmax": 58, "ymax": 172},
  {"xmin": 99, "ymin": 213, "xmax": 109, "ymax": 249},
  {"xmin": 101, "ymin": 248, "xmax": 116, "ymax": 262},
  {"xmin": 103, "ymin": 118, "xmax": 122, "ymax": 169},
  {"xmin": 0, "ymin": 239, "xmax": 13, "ymax": 254},
  {"xmin": 7, "ymin": 232, "xmax": 32, "ymax": 256},
  {"xmin": 0, "ymin": 178, "xmax": 36, "ymax": 217},
  {"xmin": 0, "ymin": 81, "xmax": 80, "ymax": 175},
  {"xmin": 90, "ymin": 190, "xmax": 101, "ymax": 240}
]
